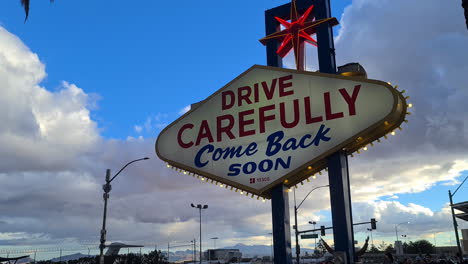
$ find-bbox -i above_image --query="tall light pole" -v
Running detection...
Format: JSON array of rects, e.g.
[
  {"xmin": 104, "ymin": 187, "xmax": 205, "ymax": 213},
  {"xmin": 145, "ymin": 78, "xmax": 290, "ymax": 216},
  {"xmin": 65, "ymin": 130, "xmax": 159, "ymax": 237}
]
[
  {"xmin": 191, "ymin": 203, "xmax": 208, "ymax": 264},
  {"xmin": 308, "ymin": 221, "xmax": 317, "ymax": 254},
  {"xmin": 394, "ymin": 222, "xmax": 409, "ymax": 242},
  {"xmin": 210, "ymin": 237, "xmax": 218, "ymax": 263},
  {"xmin": 293, "ymin": 185, "xmax": 329, "ymax": 264},
  {"xmin": 99, "ymin": 157, "xmax": 149, "ymax": 264},
  {"xmin": 191, "ymin": 239, "xmax": 196, "ymax": 263},
  {"xmin": 449, "ymin": 174, "xmax": 467, "ymax": 263}
]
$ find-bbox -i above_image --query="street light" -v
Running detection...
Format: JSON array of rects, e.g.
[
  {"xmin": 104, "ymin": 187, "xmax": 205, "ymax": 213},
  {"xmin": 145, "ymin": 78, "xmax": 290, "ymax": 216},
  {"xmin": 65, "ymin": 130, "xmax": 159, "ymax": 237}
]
[
  {"xmin": 293, "ymin": 185, "xmax": 329, "ymax": 264},
  {"xmin": 401, "ymin": 234, "xmax": 407, "ymax": 244},
  {"xmin": 191, "ymin": 203, "xmax": 208, "ymax": 264},
  {"xmin": 449, "ymin": 174, "xmax": 468, "ymax": 263},
  {"xmin": 308, "ymin": 221, "xmax": 317, "ymax": 254},
  {"xmin": 394, "ymin": 222, "xmax": 409, "ymax": 256},
  {"xmin": 99, "ymin": 157, "xmax": 150, "ymax": 264},
  {"xmin": 210, "ymin": 237, "xmax": 218, "ymax": 263},
  {"xmin": 394, "ymin": 222, "xmax": 410, "ymax": 241}
]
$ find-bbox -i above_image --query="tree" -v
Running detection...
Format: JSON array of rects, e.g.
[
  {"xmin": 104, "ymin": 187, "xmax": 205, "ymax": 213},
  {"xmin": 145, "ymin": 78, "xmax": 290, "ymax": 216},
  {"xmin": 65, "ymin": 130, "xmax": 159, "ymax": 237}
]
[
  {"xmin": 384, "ymin": 244, "xmax": 394, "ymax": 254},
  {"xmin": 20, "ymin": 0, "xmax": 54, "ymax": 21},
  {"xmin": 146, "ymin": 249, "xmax": 167, "ymax": 264},
  {"xmin": 316, "ymin": 239, "xmax": 327, "ymax": 254},
  {"xmin": 405, "ymin": 240, "xmax": 435, "ymax": 254},
  {"xmin": 368, "ymin": 245, "xmax": 380, "ymax": 253},
  {"xmin": 377, "ymin": 241, "xmax": 387, "ymax": 252}
]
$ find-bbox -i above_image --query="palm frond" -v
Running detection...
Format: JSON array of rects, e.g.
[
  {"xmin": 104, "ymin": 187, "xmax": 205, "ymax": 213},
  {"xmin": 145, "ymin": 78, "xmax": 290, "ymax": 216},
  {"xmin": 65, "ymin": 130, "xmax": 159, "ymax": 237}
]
[
  {"xmin": 21, "ymin": 0, "xmax": 54, "ymax": 21},
  {"xmin": 463, "ymin": 0, "xmax": 468, "ymax": 30},
  {"xmin": 20, "ymin": 0, "xmax": 29, "ymax": 21}
]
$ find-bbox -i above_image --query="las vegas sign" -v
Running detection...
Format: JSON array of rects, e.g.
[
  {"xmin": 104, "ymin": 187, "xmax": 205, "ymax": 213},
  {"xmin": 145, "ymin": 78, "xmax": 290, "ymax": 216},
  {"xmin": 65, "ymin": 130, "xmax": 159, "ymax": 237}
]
[{"xmin": 156, "ymin": 65, "xmax": 408, "ymax": 198}]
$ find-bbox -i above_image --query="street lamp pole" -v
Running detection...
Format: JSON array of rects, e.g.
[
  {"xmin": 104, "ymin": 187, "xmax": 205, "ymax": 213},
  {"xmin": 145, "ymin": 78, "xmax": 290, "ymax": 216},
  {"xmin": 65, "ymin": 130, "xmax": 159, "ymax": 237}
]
[
  {"xmin": 449, "ymin": 174, "xmax": 467, "ymax": 263},
  {"xmin": 191, "ymin": 239, "xmax": 196, "ymax": 263},
  {"xmin": 191, "ymin": 203, "xmax": 208, "ymax": 264},
  {"xmin": 394, "ymin": 222, "xmax": 409, "ymax": 242},
  {"xmin": 293, "ymin": 185, "xmax": 329, "ymax": 264},
  {"xmin": 308, "ymin": 221, "xmax": 317, "ymax": 254},
  {"xmin": 99, "ymin": 157, "xmax": 149, "ymax": 264}
]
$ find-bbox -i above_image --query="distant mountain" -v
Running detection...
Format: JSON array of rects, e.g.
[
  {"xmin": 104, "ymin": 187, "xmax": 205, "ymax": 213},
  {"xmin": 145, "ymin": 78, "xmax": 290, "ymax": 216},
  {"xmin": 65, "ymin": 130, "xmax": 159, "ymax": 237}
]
[
  {"xmin": 168, "ymin": 249, "xmax": 195, "ymax": 262},
  {"xmin": 50, "ymin": 253, "xmax": 88, "ymax": 262},
  {"xmin": 17, "ymin": 257, "xmax": 34, "ymax": 264}
]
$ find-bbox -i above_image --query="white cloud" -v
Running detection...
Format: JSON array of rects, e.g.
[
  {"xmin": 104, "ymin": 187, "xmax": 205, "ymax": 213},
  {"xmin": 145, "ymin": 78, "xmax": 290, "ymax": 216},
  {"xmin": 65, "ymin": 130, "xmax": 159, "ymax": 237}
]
[
  {"xmin": 179, "ymin": 105, "xmax": 191, "ymax": 115},
  {"xmin": 134, "ymin": 125, "xmax": 143, "ymax": 133}
]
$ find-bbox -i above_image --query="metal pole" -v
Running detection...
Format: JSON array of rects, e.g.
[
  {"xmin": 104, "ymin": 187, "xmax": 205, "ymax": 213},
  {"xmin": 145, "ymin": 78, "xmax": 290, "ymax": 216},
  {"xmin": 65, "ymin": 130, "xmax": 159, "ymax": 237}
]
[
  {"xmin": 168, "ymin": 242, "xmax": 170, "ymax": 263},
  {"xmin": 98, "ymin": 158, "xmax": 148, "ymax": 264},
  {"xmin": 395, "ymin": 225, "xmax": 399, "ymax": 242},
  {"xmin": 294, "ymin": 189, "xmax": 300, "ymax": 264},
  {"xmin": 271, "ymin": 184, "xmax": 293, "ymax": 264},
  {"xmin": 449, "ymin": 190, "xmax": 463, "ymax": 262},
  {"xmin": 294, "ymin": 204, "xmax": 300, "ymax": 264},
  {"xmin": 325, "ymin": 152, "xmax": 355, "ymax": 263},
  {"xmin": 199, "ymin": 208, "xmax": 202, "ymax": 264},
  {"xmin": 99, "ymin": 169, "xmax": 111, "ymax": 264},
  {"xmin": 313, "ymin": 222, "xmax": 316, "ymax": 254},
  {"xmin": 315, "ymin": 0, "xmax": 355, "ymax": 262}
]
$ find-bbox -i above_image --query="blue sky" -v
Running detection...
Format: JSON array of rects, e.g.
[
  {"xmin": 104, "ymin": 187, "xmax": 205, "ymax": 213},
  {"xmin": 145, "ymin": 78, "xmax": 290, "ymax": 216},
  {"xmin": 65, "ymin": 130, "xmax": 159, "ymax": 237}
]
[
  {"xmin": 0, "ymin": 0, "xmax": 468, "ymax": 259},
  {"xmin": 0, "ymin": 0, "xmax": 349, "ymax": 140}
]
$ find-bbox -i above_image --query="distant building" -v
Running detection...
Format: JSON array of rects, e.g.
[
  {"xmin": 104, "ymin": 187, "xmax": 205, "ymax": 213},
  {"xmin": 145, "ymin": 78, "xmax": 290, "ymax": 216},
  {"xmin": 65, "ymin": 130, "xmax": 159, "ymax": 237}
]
[
  {"xmin": 462, "ymin": 229, "xmax": 468, "ymax": 254},
  {"xmin": 205, "ymin": 249, "xmax": 242, "ymax": 263},
  {"xmin": 435, "ymin": 246, "xmax": 459, "ymax": 256}
]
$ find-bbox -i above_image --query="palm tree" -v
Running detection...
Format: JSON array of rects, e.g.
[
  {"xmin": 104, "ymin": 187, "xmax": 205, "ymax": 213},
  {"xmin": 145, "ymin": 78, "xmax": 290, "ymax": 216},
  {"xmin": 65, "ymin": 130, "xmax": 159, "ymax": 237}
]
[
  {"xmin": 20, "ymin": 0, "xmax": 54, "ymax": 21},
  {"xmin": 463, "ymin": 0, "xmax": 468, "ymax": 29}
]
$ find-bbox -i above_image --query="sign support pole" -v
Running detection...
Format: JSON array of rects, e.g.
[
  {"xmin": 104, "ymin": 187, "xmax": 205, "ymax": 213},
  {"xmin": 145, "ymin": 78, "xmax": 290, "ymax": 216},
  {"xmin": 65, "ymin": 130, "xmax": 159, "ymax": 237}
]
[
  {"xmin": 315, "ymin": 1, "xmax": 356, "ymax": 263},
  {"xmin": 266, "ymin": 7, "xmax": 293, "ymax": 264},
  {"xmin": 271, "ymin": 185, "xmax": 293, "ymax": 264}
]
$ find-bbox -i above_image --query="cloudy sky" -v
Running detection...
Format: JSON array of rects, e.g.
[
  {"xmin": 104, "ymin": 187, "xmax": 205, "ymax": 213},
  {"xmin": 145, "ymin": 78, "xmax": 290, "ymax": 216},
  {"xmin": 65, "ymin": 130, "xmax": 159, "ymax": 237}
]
[{"xmin": 0, "ymin": 0, "xmax": 467, "ymax": 260}]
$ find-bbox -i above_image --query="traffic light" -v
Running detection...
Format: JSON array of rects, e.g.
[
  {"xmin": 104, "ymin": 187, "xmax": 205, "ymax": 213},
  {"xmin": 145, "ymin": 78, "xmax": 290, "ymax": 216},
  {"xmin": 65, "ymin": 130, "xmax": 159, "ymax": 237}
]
[
  {"xmin": 320, "ymin": 225, "xmax": 326, "ymax": 236},
  {"xmin": 371, "ymin": 218, "xmax": 377, "ymax": 230}
]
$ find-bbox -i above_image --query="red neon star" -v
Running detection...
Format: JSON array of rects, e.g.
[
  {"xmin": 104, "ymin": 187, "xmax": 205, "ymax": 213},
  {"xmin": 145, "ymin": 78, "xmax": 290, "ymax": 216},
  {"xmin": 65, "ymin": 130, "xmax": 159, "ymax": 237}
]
[{"xmin": 259, "ymin": 0, "xmax": 339, "ymax": 70}]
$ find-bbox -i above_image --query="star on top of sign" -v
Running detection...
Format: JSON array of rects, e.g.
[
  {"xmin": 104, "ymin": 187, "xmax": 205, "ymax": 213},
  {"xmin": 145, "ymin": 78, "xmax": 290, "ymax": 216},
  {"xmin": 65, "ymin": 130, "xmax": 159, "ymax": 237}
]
[{"xmin": 259, "ymin": 0, "xmax": 339, "ymax": 70}]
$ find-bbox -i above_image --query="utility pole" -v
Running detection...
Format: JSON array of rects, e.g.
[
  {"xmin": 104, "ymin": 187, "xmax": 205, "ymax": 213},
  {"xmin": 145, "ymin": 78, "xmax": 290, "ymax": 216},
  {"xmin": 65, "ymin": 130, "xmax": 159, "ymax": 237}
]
[
  {"xmin": 191, "ymin": 204, "xmax": 208, "ymax": 264},
  {"xmin": 99, "ymin": 157, "xmax": 149, "ymax": 264},
  {"xmin": 449, "ymin": 190, "xmax": 463, "ymax": 262}
]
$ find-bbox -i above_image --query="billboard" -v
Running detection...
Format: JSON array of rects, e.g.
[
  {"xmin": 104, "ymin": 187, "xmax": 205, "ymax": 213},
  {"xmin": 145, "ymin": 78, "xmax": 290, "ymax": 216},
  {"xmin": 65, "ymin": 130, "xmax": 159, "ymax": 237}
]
[{"xmin": 156, "ymin": 65, "xmax": 408, "ymax": 198}]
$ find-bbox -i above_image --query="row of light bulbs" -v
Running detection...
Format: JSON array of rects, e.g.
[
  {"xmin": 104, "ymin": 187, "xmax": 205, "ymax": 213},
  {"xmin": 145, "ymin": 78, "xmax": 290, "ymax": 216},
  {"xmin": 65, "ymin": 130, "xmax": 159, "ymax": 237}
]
[
  {"xmin": 351, "ymin": 85, "xmax": 412, "ymax": 157},
  {"xmin": 165, "ymin": 161, "xmax": 325, "ymax": 202},
  {"xmin": 165, "ymin": 163, "xmax": 269, "ymax": 201}
]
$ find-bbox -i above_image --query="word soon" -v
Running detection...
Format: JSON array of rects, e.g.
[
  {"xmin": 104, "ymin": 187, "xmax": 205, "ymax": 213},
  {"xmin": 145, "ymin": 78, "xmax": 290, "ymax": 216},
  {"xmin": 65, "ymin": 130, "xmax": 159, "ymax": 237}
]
[{"xmin": 228, "ymin": 157, "xmax": 291, "ymax": 177}]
